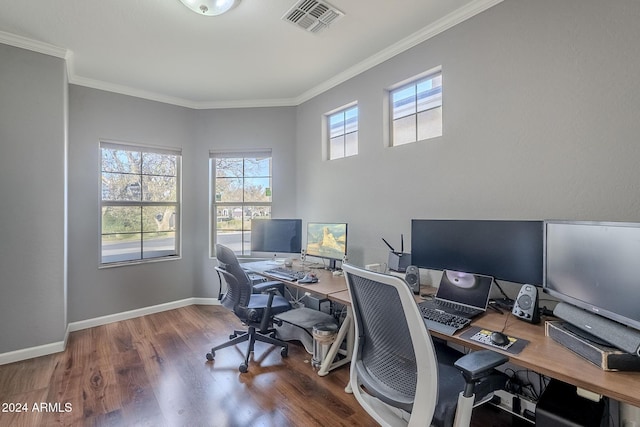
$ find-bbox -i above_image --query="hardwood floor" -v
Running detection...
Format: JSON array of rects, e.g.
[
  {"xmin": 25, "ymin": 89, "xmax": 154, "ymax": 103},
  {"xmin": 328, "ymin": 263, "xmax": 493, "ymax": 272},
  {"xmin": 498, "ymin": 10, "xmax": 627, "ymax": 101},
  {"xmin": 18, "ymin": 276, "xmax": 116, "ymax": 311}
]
[{"xmin": 0, "ymin": 305, "xmax": 516, "ymax": 426}]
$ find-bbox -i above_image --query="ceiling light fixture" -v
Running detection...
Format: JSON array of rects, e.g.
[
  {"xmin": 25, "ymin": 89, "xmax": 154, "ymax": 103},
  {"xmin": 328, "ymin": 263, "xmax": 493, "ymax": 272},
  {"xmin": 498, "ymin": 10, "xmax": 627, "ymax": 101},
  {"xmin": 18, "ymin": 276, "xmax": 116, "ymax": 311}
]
[{"xmin": 178, "ymin": 0, "xmax": 239, "ymax": 16}]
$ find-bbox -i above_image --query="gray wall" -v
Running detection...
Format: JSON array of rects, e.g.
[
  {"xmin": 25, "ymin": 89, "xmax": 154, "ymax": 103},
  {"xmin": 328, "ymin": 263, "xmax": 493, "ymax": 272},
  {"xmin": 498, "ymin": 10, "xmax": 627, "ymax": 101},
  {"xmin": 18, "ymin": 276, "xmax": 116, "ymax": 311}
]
[
  {"xmin": 4, "ymin": 0, "xmax": 640, "ymax": 354},
  {"xmin": 295, "ymin": 0, "xmax": 640, "ymax": 275},
  {"xmin": 67, "ymin": 87, "xmax": 298, "ymax": 322},
  {"xmin": 0, "ymin": 45, "xmax": 67, "ymax": 353},
  {"xmin": 191, "ymin": 107, "xmax": 298, "ymax": 297},
  {"xmin": 68, "ymin": 86, "xmax": 196, "ymax": 322}
]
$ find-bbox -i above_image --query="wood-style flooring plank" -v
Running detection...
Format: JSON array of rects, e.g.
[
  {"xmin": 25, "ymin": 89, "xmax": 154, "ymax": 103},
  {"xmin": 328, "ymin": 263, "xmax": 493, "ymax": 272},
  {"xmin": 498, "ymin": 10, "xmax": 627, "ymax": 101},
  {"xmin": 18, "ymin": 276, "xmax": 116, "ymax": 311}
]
[{"xmin": 0, "ymin": 304, "xmax": 513, "ymax": 426}]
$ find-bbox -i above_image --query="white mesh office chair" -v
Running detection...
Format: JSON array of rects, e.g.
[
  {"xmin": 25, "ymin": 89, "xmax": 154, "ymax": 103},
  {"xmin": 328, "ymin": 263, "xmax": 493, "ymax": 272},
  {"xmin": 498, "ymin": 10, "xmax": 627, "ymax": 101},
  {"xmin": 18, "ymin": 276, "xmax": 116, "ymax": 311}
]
[{"xmin": 343, "ymin": 263, "xmax": 508, "ymax": 427}]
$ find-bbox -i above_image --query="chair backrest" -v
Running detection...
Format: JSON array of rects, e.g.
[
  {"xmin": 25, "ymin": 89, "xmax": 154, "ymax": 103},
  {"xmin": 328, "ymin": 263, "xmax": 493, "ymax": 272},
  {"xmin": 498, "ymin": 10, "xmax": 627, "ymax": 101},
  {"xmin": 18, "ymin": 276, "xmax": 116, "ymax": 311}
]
[
  {"xmin": 215, "ymin": 267, "xmax": 253, "ymax": 315},
  {"xmin": 215, "ymin": 244, "xmax": 253, "ymax": 313},
  {"xmin": 216, "ymin": 243, "xmax": 251, "ymax": 283},
  {"xmin": 343, "ymin": 263, "xmax": 439, "ymax": 426}
]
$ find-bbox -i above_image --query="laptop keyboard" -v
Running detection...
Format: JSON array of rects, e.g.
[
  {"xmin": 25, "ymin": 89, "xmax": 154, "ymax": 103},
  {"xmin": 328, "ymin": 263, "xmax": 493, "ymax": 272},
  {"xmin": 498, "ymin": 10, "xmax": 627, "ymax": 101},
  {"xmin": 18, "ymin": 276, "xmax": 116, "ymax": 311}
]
[{"xmin": 418, "ymin": 302, "xmax": 471, "ymax": 336}]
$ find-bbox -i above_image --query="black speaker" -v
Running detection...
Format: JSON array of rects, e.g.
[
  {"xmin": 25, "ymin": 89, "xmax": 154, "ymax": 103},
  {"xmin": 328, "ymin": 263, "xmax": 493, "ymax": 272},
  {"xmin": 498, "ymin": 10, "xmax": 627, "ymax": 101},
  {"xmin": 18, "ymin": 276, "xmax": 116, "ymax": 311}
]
[
  {"xmin": 405, "ymin": 265, "xmax": 420, "ymax": 295},
  {"xmin": 512, "ymin": 284, "xmax": 540, "ymax": 324},
  {"xmin": 554, "ymin": 302, "xmax": 640, "ymax": 356}
]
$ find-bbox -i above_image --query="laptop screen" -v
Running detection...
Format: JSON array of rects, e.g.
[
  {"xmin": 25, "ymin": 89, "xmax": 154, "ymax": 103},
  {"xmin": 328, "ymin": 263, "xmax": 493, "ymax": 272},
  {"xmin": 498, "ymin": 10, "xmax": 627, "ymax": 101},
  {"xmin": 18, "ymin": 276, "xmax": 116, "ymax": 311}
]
[{"xmin": 435, "ymin": 270, "xmax": 493, "ymax": 311}]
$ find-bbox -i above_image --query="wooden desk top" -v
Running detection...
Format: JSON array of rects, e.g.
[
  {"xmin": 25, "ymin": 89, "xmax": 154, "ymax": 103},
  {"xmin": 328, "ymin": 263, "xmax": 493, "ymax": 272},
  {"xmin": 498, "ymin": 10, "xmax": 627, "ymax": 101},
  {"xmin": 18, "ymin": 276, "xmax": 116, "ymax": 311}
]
[
  {"xmin": 244, "ymin": 263, "xmax": 640, "ymax": 406},
  {"xmin": 319, "ymin": 284, "xmax": 640, "ymax": 407},
  {"xmin": 242, "ymin": 260, "xmax": 347, "ymax": 298},
  {"xmin": 439, "ymin": 311, "xmax": 640, "ymax": 408}
]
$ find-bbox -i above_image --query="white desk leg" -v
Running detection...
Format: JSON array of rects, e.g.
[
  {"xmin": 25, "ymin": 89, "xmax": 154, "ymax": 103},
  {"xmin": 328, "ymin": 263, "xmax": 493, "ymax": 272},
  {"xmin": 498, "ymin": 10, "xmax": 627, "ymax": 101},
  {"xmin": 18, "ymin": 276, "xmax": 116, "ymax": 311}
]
[{"xmin": 317, "ymin": 306, "xmax": 354, "ymax": 377}]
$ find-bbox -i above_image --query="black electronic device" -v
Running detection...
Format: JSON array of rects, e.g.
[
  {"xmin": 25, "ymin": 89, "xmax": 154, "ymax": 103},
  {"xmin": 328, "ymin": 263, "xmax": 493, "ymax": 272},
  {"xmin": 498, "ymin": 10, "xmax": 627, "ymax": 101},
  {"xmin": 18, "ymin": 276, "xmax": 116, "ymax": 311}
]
[
  {"xmin": 410, "ymin": 220, "xmax": 544, "ymax": 285},
  {"xmin": 250, "ymin": 219, "xmax": 302, "ymax": 257},
  {"xmin": 404, "ymin": 265, "xmax": 420, "ymax": 294},
  {"xmin": 490, "ymin": 331, "xmax": 510, "ymax": 346},
  {"xmin": 512, "ymin": 284, "xmax": 540, "ymax": 324},
  {"xmin": 305, "ymin": 222, "xmax": 348, "ymax": 270},
  {"xmin": 544, "ymin": 220, "xmax": 640, "ymax": 351}
]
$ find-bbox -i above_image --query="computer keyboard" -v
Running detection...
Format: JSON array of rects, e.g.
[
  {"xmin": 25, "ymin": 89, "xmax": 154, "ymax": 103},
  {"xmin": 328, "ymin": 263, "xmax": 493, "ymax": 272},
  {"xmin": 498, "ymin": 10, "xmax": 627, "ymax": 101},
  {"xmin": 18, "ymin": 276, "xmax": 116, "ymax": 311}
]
[
  {"xmin": 263, "ymin": 267, "xmax": 306, "ymax": 281},
  {"xmin": 418, "ymin": 303, "xmax": 471, "ymax": 336}
]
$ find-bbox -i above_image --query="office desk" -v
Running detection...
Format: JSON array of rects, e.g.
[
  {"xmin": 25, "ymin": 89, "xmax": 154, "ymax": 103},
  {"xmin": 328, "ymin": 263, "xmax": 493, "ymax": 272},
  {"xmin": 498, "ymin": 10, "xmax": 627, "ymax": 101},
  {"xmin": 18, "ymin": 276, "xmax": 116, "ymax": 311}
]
[
  {"xmin": 242, "ymin": 262, "xmax": 640, "ymax": 407},
  {"xmin": 242, "ymin": 260, "xmax": 347, "ymax": 296},
  {"xmin": 334, "ymin": 283, "xmax": 640, "ymax": 407},
  {"xmin": 439, "ymin": 310, "xmax": 640, "ymax": 408},
  {"xmin": 241, "ymin": 260, "xmax": 352, "ymax": 376}
]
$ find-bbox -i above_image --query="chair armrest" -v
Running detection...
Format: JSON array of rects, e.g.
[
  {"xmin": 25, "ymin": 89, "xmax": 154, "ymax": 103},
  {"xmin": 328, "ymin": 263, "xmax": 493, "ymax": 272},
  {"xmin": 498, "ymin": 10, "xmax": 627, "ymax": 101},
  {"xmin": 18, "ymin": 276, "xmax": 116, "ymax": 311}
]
[
  {"xmin": 253, "ymin": 280, "xmax": 285, "ymax": 296},
  {"xmin": 454, "ymin": 349, "xmax": 508, "ymax": 383},
  {"xmin": 259, "ymin": 291, "xmax": 277, "ymax": 332}
]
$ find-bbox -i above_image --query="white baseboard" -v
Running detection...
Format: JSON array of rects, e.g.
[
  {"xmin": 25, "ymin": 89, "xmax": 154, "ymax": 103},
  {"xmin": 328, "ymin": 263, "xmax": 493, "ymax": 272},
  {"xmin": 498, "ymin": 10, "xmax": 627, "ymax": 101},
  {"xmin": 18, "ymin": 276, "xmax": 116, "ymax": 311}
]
[
  {"xmin": 0, "ymin": 340, "xmax": 66, "ymax": 366},
  {"xmin": 0, "ymin": 297, "xmax": 220, "ymax": 365}
]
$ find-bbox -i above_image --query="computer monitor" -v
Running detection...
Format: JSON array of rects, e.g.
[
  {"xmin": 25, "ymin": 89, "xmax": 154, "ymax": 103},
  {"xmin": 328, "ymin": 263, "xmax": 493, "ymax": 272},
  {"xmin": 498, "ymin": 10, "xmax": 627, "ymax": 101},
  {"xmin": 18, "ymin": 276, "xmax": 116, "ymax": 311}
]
[
  {"xmin": 411, "ymin": 219, "xmax": 544, "ymax": 285},
  {"xmin": 305, "ymin": 222, "xmax": 348, "ymax": 270},
  {"xmin": 250, "ymin": 219, "xmax": 302, "ymax": 258},
  {"xmin": 543, "ymin": 220, "xmax": 640, "ymax": 333}
]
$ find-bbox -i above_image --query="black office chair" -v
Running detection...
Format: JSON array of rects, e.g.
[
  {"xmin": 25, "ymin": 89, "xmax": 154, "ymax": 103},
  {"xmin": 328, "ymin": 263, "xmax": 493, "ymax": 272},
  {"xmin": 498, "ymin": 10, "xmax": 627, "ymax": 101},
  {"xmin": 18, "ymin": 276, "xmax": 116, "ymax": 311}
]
[
  {"xmin": 343, "ymin": 263, "xmax": 508, "ymax": 427},
  {"xmin": 215, "ymin": 243, "xmax": 285, "ymax": 297},
  {"xmin": 206, "ymin": 244, "xmax": 292, "ymax": 373}
]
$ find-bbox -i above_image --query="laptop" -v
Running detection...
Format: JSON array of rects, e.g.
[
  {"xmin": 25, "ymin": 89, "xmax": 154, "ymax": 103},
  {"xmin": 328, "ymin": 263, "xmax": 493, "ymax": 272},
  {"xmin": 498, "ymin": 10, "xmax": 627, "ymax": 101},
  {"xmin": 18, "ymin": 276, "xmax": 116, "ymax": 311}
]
[{"xmin": 421, "ymin": 270, "xmax": 494, "ymax": 319}]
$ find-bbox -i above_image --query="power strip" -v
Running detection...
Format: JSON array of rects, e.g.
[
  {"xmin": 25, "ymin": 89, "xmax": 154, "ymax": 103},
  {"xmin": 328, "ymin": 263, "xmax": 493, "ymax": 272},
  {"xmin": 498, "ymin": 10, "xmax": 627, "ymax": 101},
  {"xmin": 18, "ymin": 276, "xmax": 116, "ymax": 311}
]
[{"xmin": 491, "ymin": 389, "xmax": 536, "ymax": 424}]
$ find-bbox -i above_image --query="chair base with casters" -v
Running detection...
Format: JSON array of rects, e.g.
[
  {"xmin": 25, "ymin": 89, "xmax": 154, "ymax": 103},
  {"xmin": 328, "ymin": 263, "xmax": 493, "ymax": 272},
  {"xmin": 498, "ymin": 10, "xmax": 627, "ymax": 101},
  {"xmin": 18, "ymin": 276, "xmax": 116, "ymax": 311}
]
[
  {"xmin": 207, "ymin": 263, "xmax": 291, "ymax": 373},
  {"xmin": 206, "ymin": 323, "xmax": 289, "ymax": 373}
]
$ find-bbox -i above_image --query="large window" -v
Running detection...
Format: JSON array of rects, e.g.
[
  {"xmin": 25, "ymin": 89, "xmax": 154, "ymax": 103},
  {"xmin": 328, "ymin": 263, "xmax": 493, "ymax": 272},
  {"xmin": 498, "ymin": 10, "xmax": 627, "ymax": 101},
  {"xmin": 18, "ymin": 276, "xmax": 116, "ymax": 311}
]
[
  {"xmin": 100, "ymin": 142, "xmax": 181, "ymax": 265},
  {"xmin": 390, "ymin": 70, "xmax": 442, "ymax": 146},
  {"xmin": 211, "ymin": 151, "xmax": 272, "ymax": 256},
  {"xmin": 327, "ymin": 105, "xmax": 358, "ymax": 160}
]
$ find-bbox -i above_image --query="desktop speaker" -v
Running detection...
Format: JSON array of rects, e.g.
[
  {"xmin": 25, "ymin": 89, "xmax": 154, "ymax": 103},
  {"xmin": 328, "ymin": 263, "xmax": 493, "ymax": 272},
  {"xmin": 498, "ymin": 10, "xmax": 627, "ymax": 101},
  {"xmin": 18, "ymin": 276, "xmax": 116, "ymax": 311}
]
[
  {"xmin": 405, "ymin": 265, "xmax": 420, "ymax": 295},
  {"xmin": 512, "ymin": 284, "xmax": 540, "ymax": 324},
  {"xmin": 553, "ymin": 302, "xmax": 640, "ymax": 356}
]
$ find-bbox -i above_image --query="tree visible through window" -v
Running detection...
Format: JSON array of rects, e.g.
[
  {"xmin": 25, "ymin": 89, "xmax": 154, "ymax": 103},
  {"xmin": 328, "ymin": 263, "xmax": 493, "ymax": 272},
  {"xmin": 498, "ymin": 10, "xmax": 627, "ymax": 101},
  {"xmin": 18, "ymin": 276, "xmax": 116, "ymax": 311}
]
[
  {"xmin": 390, "ymin": 70, "xmax": 442, "ymax": 146},
  {"xmin": 211, "ymin": 151, "xmax": 272, "ymax": 256},
  {"xmin": 100, "ymin": 142, "xmax": 181, "ymax": 265}
]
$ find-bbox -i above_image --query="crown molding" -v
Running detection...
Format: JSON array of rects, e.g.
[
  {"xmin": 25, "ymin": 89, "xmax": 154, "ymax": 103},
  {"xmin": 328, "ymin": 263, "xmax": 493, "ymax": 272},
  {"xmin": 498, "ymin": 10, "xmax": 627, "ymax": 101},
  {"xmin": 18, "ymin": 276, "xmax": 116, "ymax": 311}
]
[
  {"xmin": 0, "ymin": 30, "xmax": 68, "ymax": 59},
  {"xmin": 1, "ymin": 0, "xmax": 502, "ymax": 110},
  {"xmin": 294, "ymin": 0, "xmax": 503, "ymax": 105}
]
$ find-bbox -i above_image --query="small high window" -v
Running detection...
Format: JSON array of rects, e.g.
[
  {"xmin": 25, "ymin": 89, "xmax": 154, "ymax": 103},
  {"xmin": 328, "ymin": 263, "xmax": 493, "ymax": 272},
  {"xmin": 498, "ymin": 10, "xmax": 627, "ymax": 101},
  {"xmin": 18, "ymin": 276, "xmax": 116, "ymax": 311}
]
[
  {"xmin": 327, "ymin": 105, "xmax": 358, "ymax": 160},
  {"xmin": 389, "ymin": 70, "xmax": 442, "ymax": 146}
]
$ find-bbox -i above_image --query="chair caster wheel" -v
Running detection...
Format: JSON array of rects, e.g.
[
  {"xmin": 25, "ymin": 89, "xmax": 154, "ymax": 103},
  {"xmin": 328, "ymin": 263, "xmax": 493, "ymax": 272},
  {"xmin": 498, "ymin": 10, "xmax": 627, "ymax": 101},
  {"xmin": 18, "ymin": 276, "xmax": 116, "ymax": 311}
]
[
  {"xmin": 269, "ymin": 332, "xmax": 277, "ymax": 338},
  {"xmin": 206, "ymin": 352, "xmax": 215, "ymax": 361},
  {"xmin": 281, "ymin": 347, "xmax": 288, "ymax": 358},
  {"xmin": 239, "ymin": 363, "xmax": 248, "ymax": 373}
]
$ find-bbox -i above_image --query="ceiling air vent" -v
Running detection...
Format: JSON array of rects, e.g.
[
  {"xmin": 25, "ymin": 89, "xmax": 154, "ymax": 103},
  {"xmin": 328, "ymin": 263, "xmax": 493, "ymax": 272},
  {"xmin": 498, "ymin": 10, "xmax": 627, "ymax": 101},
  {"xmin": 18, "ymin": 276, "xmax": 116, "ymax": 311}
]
[{"xmin": 282, "ymin": 0, "xmax": 344, "ymax": 34}]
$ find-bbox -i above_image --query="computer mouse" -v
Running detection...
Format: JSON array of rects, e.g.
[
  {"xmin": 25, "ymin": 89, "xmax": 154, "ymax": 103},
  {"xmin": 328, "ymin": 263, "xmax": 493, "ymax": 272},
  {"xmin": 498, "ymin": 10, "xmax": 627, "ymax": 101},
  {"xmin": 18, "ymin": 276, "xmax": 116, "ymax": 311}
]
[
  {"xmin": 490, "ymin": 331, "xmax": 510, "ymax": 346},
  {"xmin": 299, "ymin": 273, "xmax": 318, "ymax": 284}
]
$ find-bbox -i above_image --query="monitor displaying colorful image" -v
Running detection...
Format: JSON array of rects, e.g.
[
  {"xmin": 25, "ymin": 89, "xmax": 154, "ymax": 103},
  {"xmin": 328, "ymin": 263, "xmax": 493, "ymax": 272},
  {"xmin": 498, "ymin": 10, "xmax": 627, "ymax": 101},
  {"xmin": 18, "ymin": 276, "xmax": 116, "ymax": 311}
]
[{"xmin": 305, "ymin": 222, "xmax": 348, "ymax": 269}]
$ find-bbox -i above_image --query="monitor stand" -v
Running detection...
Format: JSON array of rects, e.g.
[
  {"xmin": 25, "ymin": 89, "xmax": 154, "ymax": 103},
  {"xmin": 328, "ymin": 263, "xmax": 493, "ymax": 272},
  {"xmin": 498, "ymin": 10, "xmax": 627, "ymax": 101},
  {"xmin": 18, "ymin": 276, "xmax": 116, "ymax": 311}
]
[{"xmin": 324, "ymin": 259, "xmax": 340, "ymax": 271}]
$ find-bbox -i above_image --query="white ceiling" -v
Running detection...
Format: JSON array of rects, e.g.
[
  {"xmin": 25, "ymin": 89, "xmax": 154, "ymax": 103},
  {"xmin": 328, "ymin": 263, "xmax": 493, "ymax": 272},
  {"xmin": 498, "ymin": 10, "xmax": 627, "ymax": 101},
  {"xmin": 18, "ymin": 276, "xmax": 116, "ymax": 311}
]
[{"xmin": 0, "ymin": 0, "xmax": 501, "ymax": 109}]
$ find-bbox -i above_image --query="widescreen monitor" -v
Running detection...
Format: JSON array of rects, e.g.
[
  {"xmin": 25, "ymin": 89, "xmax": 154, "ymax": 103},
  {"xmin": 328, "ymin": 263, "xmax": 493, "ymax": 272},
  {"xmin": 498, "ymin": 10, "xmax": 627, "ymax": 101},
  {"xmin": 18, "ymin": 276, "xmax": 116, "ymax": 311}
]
[
  {"xmin": 250, "ymin": 219, "xmax": 302, "ymax": 257},
  {"xmin": 305, "ymin": 222, "xmax": 348, "ymax": 270},
  {"xmin": 411, "ymin": 219, "xmax": 544, "ymax": 285},
  {"xmin": 543, "ymin": 220, "xmax": 640, "ymax": 332}
]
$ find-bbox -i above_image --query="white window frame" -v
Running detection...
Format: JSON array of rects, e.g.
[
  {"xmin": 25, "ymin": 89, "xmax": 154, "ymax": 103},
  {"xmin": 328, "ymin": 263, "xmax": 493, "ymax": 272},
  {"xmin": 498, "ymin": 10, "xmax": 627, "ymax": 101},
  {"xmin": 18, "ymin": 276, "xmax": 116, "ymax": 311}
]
[
  {"xmin": 388, "ymin": 68, "xmax": 442, "ymax": 147},
  {"xmin": 100, "ymin": 141, "xmax": 181, "ymax": 266},
  {"xmin": 325, "ymin": 103, "xmax": 358, "ymax": 160},
  {"xmin": 210, "ymin": 150, "xmax": 273, "ymax": 257}
]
